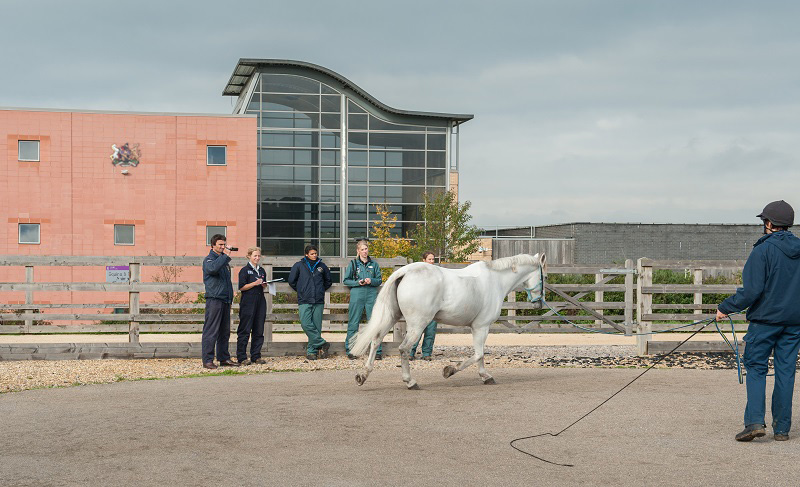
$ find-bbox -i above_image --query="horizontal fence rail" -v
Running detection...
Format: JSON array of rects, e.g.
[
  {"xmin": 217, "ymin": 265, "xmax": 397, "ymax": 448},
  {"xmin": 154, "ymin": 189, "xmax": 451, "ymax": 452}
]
[{"xmin": 0, "ymin": 255, "xmax": 749, "ymax": 358}]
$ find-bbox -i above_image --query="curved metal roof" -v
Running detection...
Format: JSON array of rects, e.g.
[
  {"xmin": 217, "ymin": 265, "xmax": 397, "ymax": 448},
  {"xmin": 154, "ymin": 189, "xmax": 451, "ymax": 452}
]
[{"xmin": 223, "ymin": 58, "xmax": 473, "ymax": 123}]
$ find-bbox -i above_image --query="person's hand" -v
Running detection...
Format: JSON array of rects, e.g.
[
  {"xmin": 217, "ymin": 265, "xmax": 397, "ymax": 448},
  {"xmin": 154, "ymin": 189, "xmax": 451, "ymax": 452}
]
[
  {"xmin": 254, "ymin": 278, "xmax": 263, "ymax": 286},
  {"xmin": 363, "ymin": 278, "xmax": 371, "ymax": 285},
  {"xmin": 358, "ymin": 279, "xmax": 365, "ymax": 286},
  {"xmin": 716, "ymin": 309, "xmax": 729, "ymax": 321}
]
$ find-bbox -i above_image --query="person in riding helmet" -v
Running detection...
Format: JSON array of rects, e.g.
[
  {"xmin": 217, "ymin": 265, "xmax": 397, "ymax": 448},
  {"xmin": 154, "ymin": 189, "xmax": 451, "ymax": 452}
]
[{"xmin": 717, "ymin": 200, "xmax": 800, "ymax": 442}]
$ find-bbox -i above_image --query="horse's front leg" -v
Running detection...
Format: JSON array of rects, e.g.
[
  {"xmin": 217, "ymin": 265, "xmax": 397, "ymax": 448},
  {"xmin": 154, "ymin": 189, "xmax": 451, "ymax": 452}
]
[
  {"xmin": 355, "ymin": 340, "xmax": 379, "ymax": 386},
  {"xmin": 443, "ymin": 324, "xmax": 492, "ymax": 383}
]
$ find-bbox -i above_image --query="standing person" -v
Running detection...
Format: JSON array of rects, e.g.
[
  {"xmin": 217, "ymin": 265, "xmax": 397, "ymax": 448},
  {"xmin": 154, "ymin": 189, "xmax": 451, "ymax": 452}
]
[
  {"xmin": 344, "ymin": 240, "xmax": 383, "ymax": 360},
  {"xmin": 717, "ymin": 200, "xmax": 800, "ymax": 442},
  {"xmin": 236, "ymin": 247, "xmax": 268, "ymax": 365},
  {"xmin": 410, "ymin": 251, "xmax": 438, "ymax": 361},
  {"xmin": 201, "ymin": 234, "xmax": 239, "ymax": 369},
  {"xmin": 288, "ymin": 245, "xmax": 332, "ymax": 360}
]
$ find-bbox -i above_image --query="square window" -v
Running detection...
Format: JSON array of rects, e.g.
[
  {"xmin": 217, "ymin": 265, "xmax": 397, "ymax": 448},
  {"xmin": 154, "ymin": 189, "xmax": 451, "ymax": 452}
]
[
  {"xmin": 114, "ymin": 224, "xmax": 135, "ymax": 246},
  {"xmin": 206, "ymin": 226, "xmax": 227, "ymax": 245},
  {"xmin": 18, "ymin": 140, "xmax": 40, "ymax": 162},
  {"xmin": 207, "ymin": 146, "xmax": 227, "ymax": 166},
  {"xmin": 18, "ymin": 223, "xmax": 40, "ymax": 244}
]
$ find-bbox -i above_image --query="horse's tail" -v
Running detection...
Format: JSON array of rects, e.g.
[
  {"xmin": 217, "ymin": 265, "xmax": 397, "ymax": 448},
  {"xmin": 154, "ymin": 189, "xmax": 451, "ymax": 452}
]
[{"xmin": 349, "ymin": 266, "xmax": 407, "ymax": 356}]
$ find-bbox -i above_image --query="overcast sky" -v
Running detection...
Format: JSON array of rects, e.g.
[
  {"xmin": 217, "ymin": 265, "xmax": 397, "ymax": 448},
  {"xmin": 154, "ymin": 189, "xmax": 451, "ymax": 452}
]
[{"xmin": 3, "ymin": 0, "xmax": 798, "ymax": 228}]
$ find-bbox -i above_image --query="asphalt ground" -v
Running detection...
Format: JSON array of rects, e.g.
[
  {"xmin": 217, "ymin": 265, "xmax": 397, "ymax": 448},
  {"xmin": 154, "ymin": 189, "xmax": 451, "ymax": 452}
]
[{"xmin": 2, "ymin": 367, "xmax": 799, "ymax": 486}]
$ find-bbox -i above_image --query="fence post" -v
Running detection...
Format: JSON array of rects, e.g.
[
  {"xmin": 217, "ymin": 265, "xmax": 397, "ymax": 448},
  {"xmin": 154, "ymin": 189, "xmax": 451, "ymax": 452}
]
[
  {"xmin": 392, "ymin": 264, "xmax": 405, "ymax": 344},
  {"xmin": 693, "ymin": 268, "xmax": 703, "ymax": 316},
  {"xmin": 624, "ymin": 259, "xmax": 634, "ymax": 336},
  {"xmin": 24, "ymin": 265, "xmax": 34, "ymax": 333},
  {"xmin": 129, "ymin": 262, "xmax": 140, "ymax": 345},
  {"xmin": 264, "ymin": 263, "xmax": 273, "ymax": 348},
  {"xmin": 594, "ymin": 271, "xmax": 604, "ymax": 327},
  {"xmin": 636, "ymin": 258, "xmax": 652, "ymax": 355},
  {"xmin": 507, "ymin": 291, "xmax": 516, "ymax": 320}
]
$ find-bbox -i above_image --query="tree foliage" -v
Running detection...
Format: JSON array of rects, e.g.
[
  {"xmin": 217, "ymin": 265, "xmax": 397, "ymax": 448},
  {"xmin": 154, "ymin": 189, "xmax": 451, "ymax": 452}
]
[
  {"xmin": 369, "ymin": 203, "xmax": 412, "ymax": 259},
  {"xmin": 406, "ymin": 190, "xmax": 480, "ymax": 262}
]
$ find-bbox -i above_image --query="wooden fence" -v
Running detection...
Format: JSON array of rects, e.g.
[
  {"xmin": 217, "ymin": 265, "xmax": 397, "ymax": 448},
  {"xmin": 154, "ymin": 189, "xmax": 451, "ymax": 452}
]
[{"xmin": 0, "ymin": 256, "xmax": 747, "ymax": 359}]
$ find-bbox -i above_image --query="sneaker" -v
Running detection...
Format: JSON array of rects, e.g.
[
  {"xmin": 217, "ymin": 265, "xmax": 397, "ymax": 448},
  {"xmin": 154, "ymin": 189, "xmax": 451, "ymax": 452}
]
[
  {"xmin": 239, "ymin": 359, "xmax": 251, "ymax": 366},
  {"xmin": 735, "ymin": 424, "xmax": 766, "ymax": 442},
  {"xmin": 375, "ymin": 353, "xmax": 383, "ymax": 361},
  {"xmin": 306, "ymin": 354, "xmax": 318, "ymax": 361},
  {"xmin": 775, "ymin": 433, "xmax": 789, "ymax": 441},
  {"xmin": 421, "ymin": 355, "xmax": 432, "ymax": 361},
  {"xmin": 317, "ymin": 342, "xmax": 331, "ymax": 359}
]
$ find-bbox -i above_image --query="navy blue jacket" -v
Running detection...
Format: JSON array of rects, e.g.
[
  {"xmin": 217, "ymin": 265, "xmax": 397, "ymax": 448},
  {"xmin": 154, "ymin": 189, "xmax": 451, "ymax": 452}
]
[
  {"xmin": 238, "ymin": 263, "xmax": 267, "ymax": 301},
  {"xmin": 288, "ymin": 257, "xmax": 332, "ymax": 305},
  {"xmin": 719, "ymin": 231, "xmax": 800, "ymax": 325},
  {"xmin": 202, "ymin": 250, "xmax": 233, "ymax": 303}
]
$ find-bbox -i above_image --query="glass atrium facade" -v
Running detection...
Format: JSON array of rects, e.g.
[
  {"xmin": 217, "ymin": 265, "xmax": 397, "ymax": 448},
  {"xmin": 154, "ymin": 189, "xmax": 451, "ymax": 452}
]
[{"xmin": 225, "ymin": 61, "xmax": 471, "ymax": 257}]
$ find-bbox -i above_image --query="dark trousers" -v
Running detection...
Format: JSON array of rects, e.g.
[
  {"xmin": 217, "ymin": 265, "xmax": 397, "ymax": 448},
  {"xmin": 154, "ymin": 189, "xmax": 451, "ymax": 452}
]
[
  {"xmin": 202, "ymin": 298, "xmax": 231, "ymax": 363},
  {"xmin": 237, "ymin": 295, "xmax": 266, "ymax": 361}
]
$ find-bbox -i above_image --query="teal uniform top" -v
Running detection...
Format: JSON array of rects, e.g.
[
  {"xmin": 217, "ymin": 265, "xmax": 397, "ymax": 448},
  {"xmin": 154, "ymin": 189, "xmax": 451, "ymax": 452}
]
[{"xmin": 343, "ymin": 257, "xmax": 382, "ymax": 292}]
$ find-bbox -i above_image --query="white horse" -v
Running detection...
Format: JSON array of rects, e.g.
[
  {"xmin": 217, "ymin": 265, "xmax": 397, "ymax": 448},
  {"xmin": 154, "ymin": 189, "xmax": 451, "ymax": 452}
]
[{"xmin": 349, "ymin": 253, "xmax": 547, "ymax": 389}]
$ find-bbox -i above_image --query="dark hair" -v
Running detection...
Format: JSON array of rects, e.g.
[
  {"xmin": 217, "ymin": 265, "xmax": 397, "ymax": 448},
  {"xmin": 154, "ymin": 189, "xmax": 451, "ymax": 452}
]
[
  {"xmin": 422, "ymin": 251, "xmax": 435, "ymax": 260},
  {"xmin": 304, "ymin": 244, "xmax": 319, "ymax": 255},
  {"xmin": 210, "ymin": 234, "xmax": 227, "ymax": 246}
]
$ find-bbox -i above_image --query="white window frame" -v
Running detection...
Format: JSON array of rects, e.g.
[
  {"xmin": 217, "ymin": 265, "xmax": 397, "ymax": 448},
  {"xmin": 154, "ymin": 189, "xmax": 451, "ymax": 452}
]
[
  {"xmin": 207, "ymin": 145, "xmax": 227, "ymax": 166},
  {"xmin": 18, "ymin": 223, "xmax": 40, "ymax": 244},
  {"xmin": 18, "ymin": 140, "xmax": 40, "ymax": 162},
  {"xmin": 206, "ymin": 226, "xmax": 227, "ymax": 245},
  {"xmin": 114, "ymin": 224, "xmax": 135, "ymax": 246}
]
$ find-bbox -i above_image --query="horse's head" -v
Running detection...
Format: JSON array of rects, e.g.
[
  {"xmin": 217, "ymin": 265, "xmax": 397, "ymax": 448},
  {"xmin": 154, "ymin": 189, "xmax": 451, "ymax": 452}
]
[{"xmin": 522, "ymin": 253, "xmax": 547, "ymax": 309}]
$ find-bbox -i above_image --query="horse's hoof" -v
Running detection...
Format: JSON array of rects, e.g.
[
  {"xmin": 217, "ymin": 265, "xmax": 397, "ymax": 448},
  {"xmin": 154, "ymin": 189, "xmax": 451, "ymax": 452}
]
[
  {"xmin": 443, "ymin": 365, "xmax": 457, "ymax": 378},
  {"xmin": 483, "ymin": 377, "xmax": 497, "ymax": 385},
  {"xmin": 355, "ymin": 374, "xmax": 366, "ymax": 386},
  {"xmin": 407, "ymin": 382, "xmax": 420, "ymax": 390}
]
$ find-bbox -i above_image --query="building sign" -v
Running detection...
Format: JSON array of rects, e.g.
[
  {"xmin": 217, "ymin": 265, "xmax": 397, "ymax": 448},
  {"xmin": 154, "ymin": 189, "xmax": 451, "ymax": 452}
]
[
  {"xmin": 106, "ymin": 265, "xmax": 130, "ymax": 283},
  {"xmin": 110, "ymin": 143, "xmax": 141, "ymax": 167}
]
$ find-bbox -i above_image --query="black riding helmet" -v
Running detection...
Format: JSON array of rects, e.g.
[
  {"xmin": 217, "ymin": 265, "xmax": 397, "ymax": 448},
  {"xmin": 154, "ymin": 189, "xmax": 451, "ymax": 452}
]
[{"xmin": 757, "ymin": 200, "xmax": 794, "ymax": 227}]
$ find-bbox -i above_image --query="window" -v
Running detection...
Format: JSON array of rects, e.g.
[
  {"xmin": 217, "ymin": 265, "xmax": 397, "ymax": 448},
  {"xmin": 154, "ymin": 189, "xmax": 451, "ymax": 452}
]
[
  {"xmin": 114, "ymin": 224, "xmax": 135, "ymax": 246},
  {"xmin": 18, "ymin": 223, "xmax": 40, "ymax": 244},
  {"xmin": 206, "ymin": 226, "xmax": 227, "ymax": 245},
  {"xmin": 207, "ymin": 146, "xmax": 227, "ymax": 166},
  {"xmin": 18, "ymin": 140, "xmax": 40, "ymax": 162}
]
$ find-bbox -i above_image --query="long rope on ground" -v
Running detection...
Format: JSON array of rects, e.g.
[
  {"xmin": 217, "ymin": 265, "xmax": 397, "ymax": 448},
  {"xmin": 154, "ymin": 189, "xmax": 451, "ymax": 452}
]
[{"xmin": 509, "ymin": 318, "xmax": 717, "ymax": 467}]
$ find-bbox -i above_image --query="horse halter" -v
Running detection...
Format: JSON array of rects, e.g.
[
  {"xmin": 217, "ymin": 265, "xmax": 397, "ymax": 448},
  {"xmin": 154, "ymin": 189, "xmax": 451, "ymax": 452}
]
[{"xmin": 524, "ymin": 269, "xmax": 545, "ymax": 304}]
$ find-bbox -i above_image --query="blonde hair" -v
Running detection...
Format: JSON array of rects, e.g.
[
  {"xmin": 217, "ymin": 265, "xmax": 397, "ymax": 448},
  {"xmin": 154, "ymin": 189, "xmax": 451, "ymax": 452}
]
[
  {"xmin": 356, "ymin": 239, "xmax": 369, "ymax": 250},
  {"xmin": 246, "ymin": 247, "xmax": 261, "ymax": 257}
]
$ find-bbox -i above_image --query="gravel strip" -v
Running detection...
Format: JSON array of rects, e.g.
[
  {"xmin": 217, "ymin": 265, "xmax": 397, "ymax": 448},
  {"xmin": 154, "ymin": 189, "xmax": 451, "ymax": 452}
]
[{"xmin": 0, "ymin": 345, "xmax": 748, "ymax": 394}]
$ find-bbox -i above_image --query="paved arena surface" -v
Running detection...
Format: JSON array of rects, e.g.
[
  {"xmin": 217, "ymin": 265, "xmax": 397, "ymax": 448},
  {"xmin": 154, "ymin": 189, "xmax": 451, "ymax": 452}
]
[{"xmin": 1, "ymin": 367, "xmax": 798, "ymax": 486}]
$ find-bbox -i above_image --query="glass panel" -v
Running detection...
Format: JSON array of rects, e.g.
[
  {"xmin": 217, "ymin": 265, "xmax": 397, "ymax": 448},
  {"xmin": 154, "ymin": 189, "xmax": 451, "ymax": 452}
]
[
  {"xmin": 319, "ymin": 184, "xmax": 340, "ymax": 202},
  {"xmin": 262, "ymin": 203, "xmax": 319, "ymax": 220},
  {"xmin": 348, "ymin": 150, "xmax": 368, "ymax": 166},
  {"xmin": 263, "ymin": 94, "xmax": 320, "ymax": 112},
  {"xmin": 369, "ymin": 151, "xmax": 386, "ymax": 166},
  {"xmin": 260, "ymin": 112, "xmax": 318, "ymax": 129},
  {"xmin": 427, "ymin": 126, "xmax": 447, "ymax": 132},
  {"xmin": 369, "ymin": 205, "xmax": 402, "ymax": 220},
  {"xmin": 319, "ymin": 221, "xmax": 340, "ymax": 238},
  {"xmin": 320, "ymin": 113, "xmax": 340, "ymax": 130},
  {"xmin": 320, "ymin": 204, "xmax": 340, "ymax": 220},
  {"xmin": 18, "ymin": 140, "xmax": 40, "ymax": 161},
  {"xmin": 348, "ymin": 204, "xmax": 367, "ymax": 220},
  {"xmin": 349, "ymin": 167, "xmax": 367, "ymax": 182},
  {"xmin": 247, "ymin": 93, "xmax": 260, "ymax": 111},
  {"xmin": 348, "ymin": 101, "xmax": 366, "ymax": 113},
  {"xmin": 369, "ymin": 185, "xmax": 385, "ymax": 199},
  {"xmin": 320, "ymin": 167, "xmax": 339, "ymax": 183},
  {"xmin": 369, "ymin": 167, "xmax": 385, "ymax": 183},
  {"xmin": 207, "ymin": 146, "xmax": 227, "ymax": 165},
  {"xmin": 399, "ymin": 151, "xmax": 424, "ymax": 168},
  {"xmin": 348, "ymin": 223, "xmax": 368, "ymax": 239},
  {"xmin": 402, "ymin": 205, "xmax": 422, "ymax": 221},
  {"xmin": 369, "ymin": 116, "xmax": 426, "ymax": 132},
  {"xmin": 114, "ymin": 224, "xmax": 135, "ymax": 245},
  {"xmin": 369, "ymin": 133, "xmax": 425, "ymax": 150},
  {"xmin": 260, "ymin": 183, "xmax": 315, "ymax": 202},
  {"xmin": 320, "ymin": 95, "xmax": 341, "ymax": 113},
  {"xmin": 427, "ymin": 151, "xmax": 446, "ymax": 168},
  {"xmin": 404, "ymin": 168, "xmax": 425, "ymax": 185},
  {"xmin": 260, "ymin": 131, "xmax": 315, "ymax": 148},
  {"xmin": 261, "ymin": 220, "xmax": 319, "ymax": 239},
  {"xmin": 320, "ymin": 150, "xmax": 340, "ymax": 166},
  {"xmin": 427, "ymin": 134, "xmax": 446, "ymax": 150},
  {"xmin": 260, "ymin": 238, "xmax": 307, "ymax": 257},
  {"xmin": 403, "ymin": 186, "xmax": 425, "ymax": 204},
  {"xmin": 260, "ymin": 74, "xmax": 320, "ymax": 94},
  {"xmin": 206, "ymin": 226, "xmax": 226, "ymax": 245},
  {"xmin": 348, "ymin": 185, "xmax": 367, "ymax": 202},
  {"xmin": 321, "ymin": 132, "xmax": 341, "ymax": 148},
  {"xmin": 321, "ymin": 83, "xmax": 339, "ymax": 94},
  {"xmin": 348, "ymin": 132, "xmax": 368, "ymax": 149},
  {"xmin": 18, "ymin": 223, "xmax": 40, "ymax": 244},
  {"xmin": 260, "ymin": 165, "xmax": 317, "ymax": 183},
  {"xmin": 260, "ymin": 149, "xmax": 317, "ymax": 165},
  {"xmin": 348, "ymin": 114, "xmax": 367, "ymax": 130},
  {"xmin": 427, "ymin": 169, "xmax": 446, "ymax": 186}
]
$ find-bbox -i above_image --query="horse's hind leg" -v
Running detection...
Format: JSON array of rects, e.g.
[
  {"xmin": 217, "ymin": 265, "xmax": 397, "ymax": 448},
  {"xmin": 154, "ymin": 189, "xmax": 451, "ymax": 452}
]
[
  {"xmin": 355, "ymin": 339, "xmax": 380, "ymax": 386},
  {"xmin": 399, "ymin": 324, "xmax": 426, "ymax": 390}
]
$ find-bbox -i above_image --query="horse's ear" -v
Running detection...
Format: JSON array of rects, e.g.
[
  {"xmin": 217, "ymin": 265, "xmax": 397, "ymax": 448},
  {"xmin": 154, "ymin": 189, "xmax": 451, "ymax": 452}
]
[
  {"xmin": 511, "ymin": 264, "xmax": 517, "ymax": 273},
  {"xmin": 539, "ymin": 253, "xmax": 547, "ymax": 272}
]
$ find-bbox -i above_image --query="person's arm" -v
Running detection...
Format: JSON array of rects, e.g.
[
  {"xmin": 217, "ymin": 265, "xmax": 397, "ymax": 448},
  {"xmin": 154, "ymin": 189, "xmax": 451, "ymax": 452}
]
[
  {"xmin": 342, "ymin": 260, "xmax": 359, "ymax": 287},
  {"xmin": 369, "ymin": 261, "xmax": 382, "ymax": 286},
  {"xmin": 718, "ymin": 249, "xmax": 767, "ymax": 316},
  {"xmin": 239, "ymin": 267, "xmax": 263, "ymax": 291},
  {"xmin": 323, "ymin": 264, "xmax": 333, "ymax": 290},
  {"xmin": 287, "ymin": 263, "xmax": 299, "ymax": 291},
  {"xmin": 203, "ymin": 253, "xmax": 230, "ymax": 276}
]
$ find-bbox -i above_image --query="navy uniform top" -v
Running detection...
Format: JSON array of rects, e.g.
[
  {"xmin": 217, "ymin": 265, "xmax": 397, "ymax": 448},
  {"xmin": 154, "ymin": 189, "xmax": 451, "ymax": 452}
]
[
  {"xmin": 238, "ymin": 263, "xmax": 267, "ymax": 300},
  {"xmin": 202, "ymin": 250, "xmax": 233, "ymax": 303}
]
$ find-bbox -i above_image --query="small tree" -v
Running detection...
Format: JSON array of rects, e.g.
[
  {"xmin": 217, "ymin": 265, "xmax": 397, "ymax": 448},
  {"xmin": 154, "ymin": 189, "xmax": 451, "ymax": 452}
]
[
  {"xmin": 406, "ymin": 190, "xmax": 480, "ymax": 262},
  {"xmin": 370, "ymin": 203, "xmax": 412, "ymax": 258}
]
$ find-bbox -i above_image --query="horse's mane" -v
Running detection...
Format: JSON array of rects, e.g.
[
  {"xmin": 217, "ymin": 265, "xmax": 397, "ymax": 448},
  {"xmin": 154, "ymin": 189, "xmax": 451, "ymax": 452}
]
[{"xmin": 484, "ymin": 253, "xmax": 539, "ymax": 271}]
